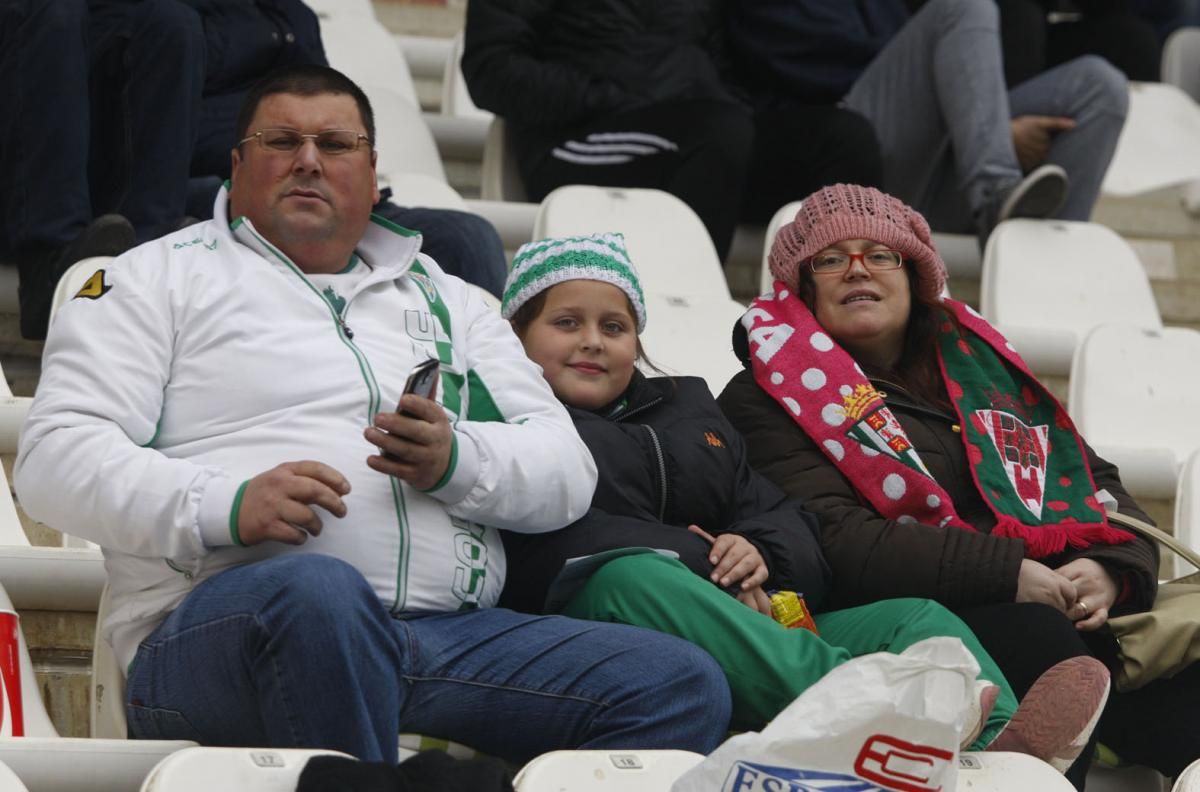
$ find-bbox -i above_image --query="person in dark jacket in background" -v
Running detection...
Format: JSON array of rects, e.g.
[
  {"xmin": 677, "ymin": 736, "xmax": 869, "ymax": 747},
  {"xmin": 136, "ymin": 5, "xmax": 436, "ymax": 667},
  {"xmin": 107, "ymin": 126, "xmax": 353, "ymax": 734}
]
[
  {"xmin": 460, "ymin": 0, "xmax": 882, "ymax": 262},
  {"xmin": 495, "ymin": 231, "xmax": 1112, "ymax": 765},
  {"xmin": 180, "ymin": 0, "xmax": 509, "ymax": 297},
  {"xmin": 991, "ymin": 0, "xmax": 1161, "ymax": 86},
  {"xmin": 718, "ymin": 183, "xmax": 1200, "ymax": 783},
  {"xmin": 0, "ymin": 0, "xmax": 204, "ymax": 339},
  {"xmin": 725, "ymin": 0, "xmax": 1128, "ymax": 242}
]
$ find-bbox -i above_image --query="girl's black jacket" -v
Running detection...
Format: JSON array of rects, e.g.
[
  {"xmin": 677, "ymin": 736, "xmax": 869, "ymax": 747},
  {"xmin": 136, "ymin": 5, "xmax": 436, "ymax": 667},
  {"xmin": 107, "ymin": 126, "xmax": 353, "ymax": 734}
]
[{"xmin": 498, "ymin": 372, "xmax": 832, "ymax": 614}]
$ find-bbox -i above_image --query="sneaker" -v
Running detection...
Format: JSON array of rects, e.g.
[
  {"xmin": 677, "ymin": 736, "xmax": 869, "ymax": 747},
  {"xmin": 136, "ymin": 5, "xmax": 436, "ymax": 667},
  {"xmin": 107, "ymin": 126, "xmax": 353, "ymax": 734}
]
[
  {"xmin": 978, "ymin": 164, "xmax": 1070, "ymax": 244},
  {"xmin": 996, "ymin": 164, "xmax": 1069, "ymax": 223},
  {"xmin": 16, "ymin": 214, "xmax": 135, "ymax": 340},
  {"xmin": 986, "ymin": 656, "xmax": 1110, "ymax": 773}
]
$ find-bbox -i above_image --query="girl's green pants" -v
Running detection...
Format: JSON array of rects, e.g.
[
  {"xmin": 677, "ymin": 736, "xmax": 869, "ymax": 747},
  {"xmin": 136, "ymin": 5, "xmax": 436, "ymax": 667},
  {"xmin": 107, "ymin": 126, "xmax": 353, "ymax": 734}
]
[{"xmin": 561, "ymin": 553, "xmax": 1015, "ymax": 747}]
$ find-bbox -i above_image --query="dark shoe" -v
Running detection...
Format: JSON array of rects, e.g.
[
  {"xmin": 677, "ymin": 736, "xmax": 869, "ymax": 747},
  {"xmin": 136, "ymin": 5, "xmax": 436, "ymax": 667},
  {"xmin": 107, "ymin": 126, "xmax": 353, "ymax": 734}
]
[
  {"xmin": 978, "ymin": 164, "xmax": 1070, "ymax": 246},
  {"xmin": 16, "ymin": 214, "xmax": 135, "ymax": 340},
  {"xmin": 997, "ymin": 164, "xmax": 1069, "ymax": 224}
]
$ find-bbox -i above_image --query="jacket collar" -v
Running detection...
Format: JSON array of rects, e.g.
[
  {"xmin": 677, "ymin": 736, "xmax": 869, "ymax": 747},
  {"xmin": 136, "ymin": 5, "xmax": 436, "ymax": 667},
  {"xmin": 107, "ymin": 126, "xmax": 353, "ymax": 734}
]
[
  {"xmin": 214, "ymin": 183, "xmax": 425, "ymax": 291},
  {"xmin": 595, "ymin": 370, "xmax": 673, "ymax": 421}
]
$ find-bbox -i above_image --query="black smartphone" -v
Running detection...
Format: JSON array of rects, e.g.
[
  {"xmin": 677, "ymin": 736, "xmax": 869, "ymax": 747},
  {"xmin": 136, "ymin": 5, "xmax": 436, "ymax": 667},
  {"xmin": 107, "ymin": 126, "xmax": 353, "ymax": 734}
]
[
  {"xmin": 384, "ymin": 359, "xmax": 440, "ymax": 462},
  {"xmin": 398, "ymin": 358, "xmax": 440, "ymax": 415}
]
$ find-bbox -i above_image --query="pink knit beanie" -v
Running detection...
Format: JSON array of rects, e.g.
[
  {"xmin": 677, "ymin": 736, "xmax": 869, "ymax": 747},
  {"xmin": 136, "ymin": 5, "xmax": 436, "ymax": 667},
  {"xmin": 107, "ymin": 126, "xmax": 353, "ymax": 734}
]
[{"xmin": 769, "ymin": 184, "xmax": 947, "ymax": 302}]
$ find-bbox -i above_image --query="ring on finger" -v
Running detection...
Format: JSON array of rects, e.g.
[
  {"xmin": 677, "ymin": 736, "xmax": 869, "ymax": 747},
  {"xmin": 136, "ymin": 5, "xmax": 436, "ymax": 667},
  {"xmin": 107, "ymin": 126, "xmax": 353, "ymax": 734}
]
[{"xmin": 1077, "ymin": 599, "xmax": 1089, "ymax": 617}]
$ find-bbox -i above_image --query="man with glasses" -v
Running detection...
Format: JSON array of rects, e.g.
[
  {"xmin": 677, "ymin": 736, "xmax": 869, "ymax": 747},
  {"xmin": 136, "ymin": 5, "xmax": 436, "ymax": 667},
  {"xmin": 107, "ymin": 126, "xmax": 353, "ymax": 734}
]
[{"xmin": 15, "ymin": 64, "xmax": 730, "ymax": 763}]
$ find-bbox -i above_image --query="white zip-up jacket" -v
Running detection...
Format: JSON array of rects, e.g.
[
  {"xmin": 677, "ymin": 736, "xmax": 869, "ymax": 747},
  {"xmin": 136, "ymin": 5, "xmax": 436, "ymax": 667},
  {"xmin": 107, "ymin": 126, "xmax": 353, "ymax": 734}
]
[{"xmin": 15, "ymin": 188, "xmax": 597, "ymax": 671}]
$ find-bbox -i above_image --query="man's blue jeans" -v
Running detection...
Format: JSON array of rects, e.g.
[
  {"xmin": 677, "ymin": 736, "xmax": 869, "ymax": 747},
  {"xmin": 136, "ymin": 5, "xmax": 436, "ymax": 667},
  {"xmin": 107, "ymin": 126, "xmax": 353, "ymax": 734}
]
[{"xmin": 124, "ymin": 555, "xmax": 731, "ymax": 763}]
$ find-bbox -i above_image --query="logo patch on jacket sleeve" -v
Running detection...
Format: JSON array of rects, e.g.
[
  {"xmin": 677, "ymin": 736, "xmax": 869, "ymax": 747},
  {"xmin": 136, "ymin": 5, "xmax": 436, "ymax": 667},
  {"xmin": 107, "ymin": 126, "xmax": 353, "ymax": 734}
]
[
  {"xmin": 704, "ymin": 431, "xmax": 725, "ymax": 448},
  {"xmin": 74, "ymin": 269, "xmax": 112, "ymax": 301}
]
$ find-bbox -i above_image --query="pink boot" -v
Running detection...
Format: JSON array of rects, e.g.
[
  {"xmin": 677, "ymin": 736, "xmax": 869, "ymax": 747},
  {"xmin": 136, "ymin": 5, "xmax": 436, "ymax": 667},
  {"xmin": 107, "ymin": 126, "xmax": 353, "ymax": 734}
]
[{"xmin": 987, "ymin": 656, "xmax": 1111, "ymax": 773}]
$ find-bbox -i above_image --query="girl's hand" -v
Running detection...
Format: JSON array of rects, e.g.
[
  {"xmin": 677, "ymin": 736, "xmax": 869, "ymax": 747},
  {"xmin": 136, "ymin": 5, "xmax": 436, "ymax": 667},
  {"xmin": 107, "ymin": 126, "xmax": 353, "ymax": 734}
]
[
  {"xmin": 1055, "ymin": 558, "xmax": 1120, "ymax": 631},
  {"xmin": 687, "ymin": 524, "xmax": 769, "ymax": 590},
  {"xmin": 737, "ymin": 585, "xmax": 774, "ymax": 617}
]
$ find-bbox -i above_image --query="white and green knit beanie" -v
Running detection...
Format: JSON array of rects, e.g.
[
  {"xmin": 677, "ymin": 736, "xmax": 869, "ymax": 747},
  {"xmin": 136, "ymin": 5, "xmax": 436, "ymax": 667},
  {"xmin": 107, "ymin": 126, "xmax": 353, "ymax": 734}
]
[{"xmin": 501, "ymin": 232, "xmax": 647, "ymax": 332}]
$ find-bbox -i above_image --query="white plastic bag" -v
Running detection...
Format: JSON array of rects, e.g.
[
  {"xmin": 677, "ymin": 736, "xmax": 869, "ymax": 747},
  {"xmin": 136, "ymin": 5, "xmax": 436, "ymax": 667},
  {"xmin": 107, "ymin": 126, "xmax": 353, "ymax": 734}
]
[{"xmin": 672, "ymin": 637, "xmax": 980, "ymax": 792}]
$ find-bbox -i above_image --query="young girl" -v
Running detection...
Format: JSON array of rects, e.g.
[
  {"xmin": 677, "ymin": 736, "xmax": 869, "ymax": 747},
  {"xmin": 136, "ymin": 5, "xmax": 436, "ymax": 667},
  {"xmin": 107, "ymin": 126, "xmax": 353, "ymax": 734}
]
[{"xmin": 498, "ymin": 231, "xmax": 1107, "ymax": 770}]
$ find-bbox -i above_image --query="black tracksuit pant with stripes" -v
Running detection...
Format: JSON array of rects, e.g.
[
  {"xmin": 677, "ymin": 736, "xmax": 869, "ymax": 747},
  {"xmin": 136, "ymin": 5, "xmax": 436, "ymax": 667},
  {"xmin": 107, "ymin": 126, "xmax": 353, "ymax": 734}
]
[{"xmin": 514, "ymin": 99, "xmax": 883, "ymax": 262}]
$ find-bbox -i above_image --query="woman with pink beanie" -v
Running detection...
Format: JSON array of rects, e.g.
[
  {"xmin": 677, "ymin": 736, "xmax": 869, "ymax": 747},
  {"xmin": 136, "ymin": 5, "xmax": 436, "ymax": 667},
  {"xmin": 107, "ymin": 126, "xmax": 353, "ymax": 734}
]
[{"xmin": 718, "ymin": 183, "xmax": 1200, "ymax": 786}]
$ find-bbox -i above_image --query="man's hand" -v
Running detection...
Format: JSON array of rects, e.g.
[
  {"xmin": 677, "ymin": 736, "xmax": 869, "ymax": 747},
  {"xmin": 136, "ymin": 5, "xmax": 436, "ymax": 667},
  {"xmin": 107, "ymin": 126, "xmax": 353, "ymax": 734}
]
[
  {"xmin": 1016, "ymin": 558, "xmax": 1077, "ymax": 613},
  {"xmin": 237, "ymin": 461, "xmax": 350, "ymax": 546},
  {"xmin": 1055, "ymin": 557, "xmax": 1120, "ymax": 631},
  {"xmin": 1011, "ymin": 115, "xmax": 1075, "ymax": 172},
  {"xmin": 687, "ymin": 524, "xmax": 769, "ymax": 591},
  {"xmin": 365, "ymin": 394, "xmax": 453, "ymax": 490}
]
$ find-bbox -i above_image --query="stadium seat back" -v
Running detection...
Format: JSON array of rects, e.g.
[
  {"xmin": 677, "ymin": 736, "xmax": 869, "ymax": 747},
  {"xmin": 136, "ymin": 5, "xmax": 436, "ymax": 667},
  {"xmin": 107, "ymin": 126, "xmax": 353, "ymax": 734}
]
[
  {"xmin": 515, "ymin": 750, "xmax": 703, "ymax": 791},
  {"xmin": 952, "ymin": 752, "xmax": 1076, "ymax": 790},
  {"xmin": 0, "ymin": 761, "xmax": 27, "ymax": 792},
  {"xmin": 1069, "ymin": 325, "xmax": 1200, "ymax": 499},
  {"xmin": 91, "ymin": 585, "xmax": 126, "ymax": 740},
  {"xmin": 1175, "ymin": 758, "xmax": 1200, "ymax": 792},
  {"xmin": 640, "ymin": 293, "xmax": 745, "ymax": 397},
  {"xmin": 1173, "ymin": 450, "xmax": 1200, "ymax": 580},
  {"xmin": 533, "ymin": 185, "xmax": 728, "ymax": 300},
  {"xmin": 441, "ymin": 32, "xmax": 491, "ymax": 122},
  {"xmin": 139, "ymin": 747, "xmax": 351, "ymax": 792},
  {"xmin": 480, "ymin": 118, "xmax": 528, "ymax": 202},
  {"xmin": 1162, "ymin": 28, "xmax": 1200, "ymax": 104},
  {"xmin": 380, "ymin": 172, "xmax": 468, "ymax": 211},
  {"xmin": 1102, "ymin": 81, "xmax": 1200, "ymax": 196},
  {"xmin": 318, "ymin": 15, "xmax": 419, "ymax": 107},
  {"xmin": 0, "ymin": 582, "xmax": 57, "ymax": 737},
  {"xmin": 301, "ymin": 0, "xmax": 375, "ymax": 20},
  {"xmin": 760, "ymin": 200, "xmax": 803, "ymax": 296},
  {"xmin": 360, "ymin": 84, "xmax": 447, "ymax": 187},
  {"xmin": 982, "ymin": 219, "xmax": 1161, "ymax": 375}
]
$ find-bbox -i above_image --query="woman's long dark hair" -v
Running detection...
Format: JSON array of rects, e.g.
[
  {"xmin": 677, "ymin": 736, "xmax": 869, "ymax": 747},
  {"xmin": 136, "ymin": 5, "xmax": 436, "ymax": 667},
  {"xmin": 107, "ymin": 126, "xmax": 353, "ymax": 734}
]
[{"xmin": 798, "ymin": 263, "xmax": 955, "ymax": 410}]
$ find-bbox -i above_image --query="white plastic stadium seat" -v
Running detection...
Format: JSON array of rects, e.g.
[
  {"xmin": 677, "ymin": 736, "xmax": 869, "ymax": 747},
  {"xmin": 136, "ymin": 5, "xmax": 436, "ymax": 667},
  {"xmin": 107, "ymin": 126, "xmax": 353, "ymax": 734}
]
[
  {"xmin": 318, "ymin": 14, "xmax": 419, "ymax": 108},
  {"xmin": 1069, "ymin": 325, "xmax": 1200, "ymax": 500},
  {"xmin": 0, "ymin": 762, "xmax": 27, "ymax": 792},
  {"xmin": 441, "ymin": 32, "xmax": 492, "ymax": 122},
  {"xmin": 480, "ymin": 118, "xmax": 528, "ymax": 202},
  {"xmin": 534, "ymin": 185, "xmax": 729, "ymax": 300},
  {"xmin": 954, "ymin": 752, "xmax": 1077, "ymax": 790},
  {"xmin": 1172, "ymin": 449, "xmax": 1200, "ymax": 581},
  {"xmin": 139, "ymin": 747, "xmax": 353, "ymax": 792},
  {"xmin": 1175, "ymin": 758, "xmax": 1200, "ymax": 792},
  {"xmin": 381, "ymin": 172, "xmax": 469, "ymax": 212},
  {"xmin": 760, "ymin": 201, "xmax": 803, "ymax": 295},
  {"xmin": 1102, "ymin": 82, "xmax": 1200, "ymax": 197},
  {"xmin": 360, "ymin": 85, "xmax": 448, "ymax": 187},
  {"xmin": 0, "ymin": 582, "xmax": 193, "ymax": 792},
  {"xmin": 639, "ymin": 293, "xmax": 745, "ymax": 396},
  {"xmin": 514, "ymin": 750, "xmax": 703, "ymax": 791},
  {"xmin": 90, "ymin": 585, "xmax": 126, "ymax": 740},
  {"xmin": 1087, "ymin": 763, "xmax": 1169, "ymax": 792},
  {"xmin": 981, "ymin": 220, "xmax": 1161, "ymax": 376},
  {"xmin": 301, "ymin": 0, "xmax": 375, "ymax": 20},
  {"xmin": 1162, "ymin": 28, "xmax": 1200, "ymax": 103},
  {"xmin": 532, "ymin": 185, "xmax": 745, "ymax": 394}
]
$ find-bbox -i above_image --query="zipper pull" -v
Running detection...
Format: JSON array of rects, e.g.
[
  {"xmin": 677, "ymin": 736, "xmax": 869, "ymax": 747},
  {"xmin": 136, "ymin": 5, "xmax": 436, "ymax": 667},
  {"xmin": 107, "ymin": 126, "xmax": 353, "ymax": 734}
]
[{"xmin": 341, "ymin": 319, "xmax": 354, "ymax": 339}]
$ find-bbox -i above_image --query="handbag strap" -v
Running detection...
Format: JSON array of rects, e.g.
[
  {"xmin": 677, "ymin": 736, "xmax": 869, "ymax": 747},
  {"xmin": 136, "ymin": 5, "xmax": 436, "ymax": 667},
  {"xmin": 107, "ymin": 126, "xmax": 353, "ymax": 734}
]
[{"xmin": 1107, "ymin": 509, "xmax": 1200, "ymax": 581}]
